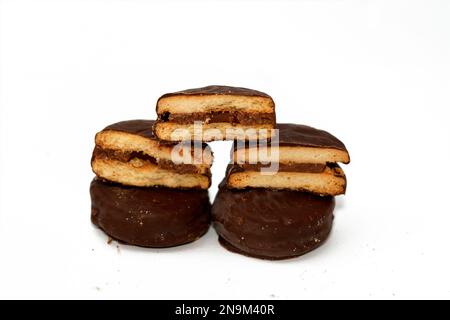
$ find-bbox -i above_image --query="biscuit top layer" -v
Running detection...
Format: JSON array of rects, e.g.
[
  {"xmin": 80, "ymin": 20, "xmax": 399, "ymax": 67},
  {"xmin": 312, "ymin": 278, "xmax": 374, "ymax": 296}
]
[
  {"xmin": 158, "ymin": 85, "xmax": 272, "ymax": 99},
  {"xmin": 102, "ymin": 119, "xmax": 211, "ymax": 149},
  {"xmin": 156, "ymin": 85, "xmax": 275, "ymax": 114}
]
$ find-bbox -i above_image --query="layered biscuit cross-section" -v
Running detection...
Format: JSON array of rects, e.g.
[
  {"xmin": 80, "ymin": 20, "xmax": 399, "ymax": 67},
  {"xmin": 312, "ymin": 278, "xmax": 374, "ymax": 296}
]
[
  {"xmin": 154, "ymin": 85, "xmax": 276, "ymax": 142},
  {"xmin": 227, "ymin": 123, "xmax": 350, "ymax": 196},
  {"xmin": 91, "ymin": 120, "xmax": 213, "ymax": 189}
]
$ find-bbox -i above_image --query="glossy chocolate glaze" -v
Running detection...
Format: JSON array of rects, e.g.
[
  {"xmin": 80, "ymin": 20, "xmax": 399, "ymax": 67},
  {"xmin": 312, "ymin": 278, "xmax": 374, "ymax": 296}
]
[
  {"xmin": 276, "ymin": 123, "xmax": 348, "ymax": 151},
  {"xmin": 90, "ymin": 179, "xmax": 211, "ymax": 248},
  {"xmin": 158, "ymin": 85, "xmax": 273, "ymax": 100},
  {"xmin": 212, "ymin": 181, "xmax": 335, "ymax": 260},
  {"xmin": 234, "ymin": 123, "xmax": 349, "ymax": 155},
  {"xmin": 103, "ymin": 119, "xmax": 157, "ymax": 140}
]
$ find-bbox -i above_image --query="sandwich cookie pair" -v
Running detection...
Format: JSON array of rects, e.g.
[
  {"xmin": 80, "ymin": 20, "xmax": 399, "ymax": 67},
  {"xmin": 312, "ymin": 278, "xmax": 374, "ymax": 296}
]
[
  {"xmin": 154, "ymin": 85, "xmax": 276, "ymax": 141},
  {"xmin": 212, "ymin": 124, "xmax": 350, "ymax": 260},
  {"xmin": 90, "ymin": 120, "xmax": 212, "ymax": 248}
]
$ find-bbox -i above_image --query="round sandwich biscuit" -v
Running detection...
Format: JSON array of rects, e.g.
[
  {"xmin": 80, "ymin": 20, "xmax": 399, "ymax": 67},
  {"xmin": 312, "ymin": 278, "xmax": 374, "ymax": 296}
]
[
  {"xmin": 90, "ymin": 178, "xmax": 211, "ymax": 248},
  {"xmin": 212, "ymin": 182, "xmax": 335, "ymax": 260}
]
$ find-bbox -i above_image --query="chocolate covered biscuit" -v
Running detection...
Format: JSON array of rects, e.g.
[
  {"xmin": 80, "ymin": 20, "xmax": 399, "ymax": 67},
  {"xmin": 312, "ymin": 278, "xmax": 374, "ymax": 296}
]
[
  {"xmin": 91, "ymin": 120, "xmax": 212, "ymax": 189},
  {"xmin": 91, "ymin": 179, "xmax": 211, "ymax": 248},
  {"xmin": 212, "ymin": 181, "xmax": 335, "ymax": 260},
  {"xmin": 228, "ymin": 123, "xmax": 350, "ymax": 195},
  {"xmin": 154, "ymin": 85, "xmax": 276, "ymax": 141}
]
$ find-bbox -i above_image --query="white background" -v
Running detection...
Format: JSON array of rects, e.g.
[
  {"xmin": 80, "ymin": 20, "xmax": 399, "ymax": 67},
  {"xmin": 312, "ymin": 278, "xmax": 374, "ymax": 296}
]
[{"xmin": 0, "ymin": 0, "xmax": 449, "ymax": 299}]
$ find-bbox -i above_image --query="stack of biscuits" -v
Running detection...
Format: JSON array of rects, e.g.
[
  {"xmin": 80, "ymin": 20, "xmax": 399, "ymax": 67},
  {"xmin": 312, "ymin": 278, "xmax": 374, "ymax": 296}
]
[{"xmin": 90, "ymin": 85, "xmax": 350, "ymax": 259}]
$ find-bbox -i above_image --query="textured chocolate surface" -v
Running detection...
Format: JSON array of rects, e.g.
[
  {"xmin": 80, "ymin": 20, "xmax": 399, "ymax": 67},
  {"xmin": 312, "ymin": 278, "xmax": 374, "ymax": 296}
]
[
  {"xmin": 212, "ymin": 182, "xmax": 335, "ymax": 260},
  {"xmin": 90, "ymin": 179, "xmax": 211, "ymax": 248},
  {"xmin": 158, "ymin": 85, "xmax": 272, "ymax": 100},
  {"xmin": 158, "ymin": 111, "xmax": 275, "ymax": 126},
  {"xmin": 234, "ymin": 123, "xmax": 348, "ymax": 153}
]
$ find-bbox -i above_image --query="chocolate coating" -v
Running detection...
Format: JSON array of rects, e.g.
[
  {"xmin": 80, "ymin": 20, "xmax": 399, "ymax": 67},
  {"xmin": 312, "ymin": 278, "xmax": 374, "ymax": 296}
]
[
  {"xmin": 234, "ymin": 123, "xmax": 349, "ymax": 154},
  {"xmin": 158, "ymin": 85, "xmax": 272, "ymax": 100},
  {"xmin": 212, "ymin": 182, "xmax": 335, "ymax": 260},
  {"xmin": 103, "ymin": 119, "xmax": 157, "ymax": 140},
  {"xmin": 276, "ymin": 123, "xmax": 348, "ymax": 151},
  {"xmin": 90, "ymin": 179, "xmax": 211, "ymax": 248}
]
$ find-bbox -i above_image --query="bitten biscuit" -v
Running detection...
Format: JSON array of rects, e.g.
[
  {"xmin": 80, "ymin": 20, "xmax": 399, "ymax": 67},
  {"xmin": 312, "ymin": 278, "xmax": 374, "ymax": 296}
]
[
  {"xmin": 154, "ymin": 85, "xmax": 276, "ymax": 141},
  {"xmin": 212, "ymin": 180, "xmax": 335, "ymax": 260},
  {"xmin": 228, "ymin": 123, "xmax": 350, "ymax": 195},
  {"xmin": 91, "ymin": 179, "xmax": 211, "ymax": 248},
  {"xmin": 91, "ymin": 120, "xmax": 212, "ymax": 189}
]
